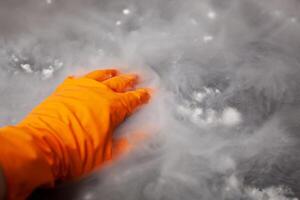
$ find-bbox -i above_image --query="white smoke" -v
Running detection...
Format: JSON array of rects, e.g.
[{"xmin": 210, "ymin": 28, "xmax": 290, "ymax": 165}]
[{"xmin": 0, "ymin": 0, "xmax": 300, "ymax": 199}]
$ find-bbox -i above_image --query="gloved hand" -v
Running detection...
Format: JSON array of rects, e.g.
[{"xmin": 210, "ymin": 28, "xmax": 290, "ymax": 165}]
[{"xmin": 0, "ymin": 69, "xmax": 151, "ymax": 200}]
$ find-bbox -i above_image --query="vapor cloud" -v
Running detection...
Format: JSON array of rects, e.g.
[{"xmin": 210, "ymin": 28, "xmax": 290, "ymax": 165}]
[{"xmin": 1, "ymin": 0, "xmax": 300, "ymax": 199}]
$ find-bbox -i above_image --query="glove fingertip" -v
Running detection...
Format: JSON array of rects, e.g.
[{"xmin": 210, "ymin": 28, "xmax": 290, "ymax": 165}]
[
  {"xmin": 136, "ymin": 88, "xmax": 152, "ymax": 103},
  {"xmin": 84, "ymin": 69, "xmax": 119, "ymax": 81}
]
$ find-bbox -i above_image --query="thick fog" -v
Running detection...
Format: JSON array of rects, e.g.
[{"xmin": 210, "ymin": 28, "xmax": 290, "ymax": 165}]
[{"xmin": 1, "ymin": 0, "xmax": 300, "ymax": 199}]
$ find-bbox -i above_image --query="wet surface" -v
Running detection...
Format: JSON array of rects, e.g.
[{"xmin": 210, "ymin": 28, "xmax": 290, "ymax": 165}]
[{"xmin": 1, "ymin": 0, "xmax": 300, "ymax": 199}]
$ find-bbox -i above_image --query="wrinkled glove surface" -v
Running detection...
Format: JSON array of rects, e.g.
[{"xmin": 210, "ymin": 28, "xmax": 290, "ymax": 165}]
[{"xmin": 0, "ymin": 69, "xmax": 151, "ymax": 200}]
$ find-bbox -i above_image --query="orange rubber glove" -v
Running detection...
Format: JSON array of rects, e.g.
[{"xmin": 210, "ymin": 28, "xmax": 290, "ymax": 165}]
[{"xmin": 0, "ymin": 69, "xmax": 151, "ymax": 200}]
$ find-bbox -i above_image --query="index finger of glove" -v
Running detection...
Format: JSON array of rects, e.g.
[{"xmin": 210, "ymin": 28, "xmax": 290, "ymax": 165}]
[
  {"xmin": 102, "ymin": 74, "xmax": 138, "ymax": 92},
  {"xmin": 84, "ymin": 69, "xmax": 118, "ymax": 82},
  {"xmin": 121, "ymin": 88, "xmax": 151, "ymax": 114}
]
